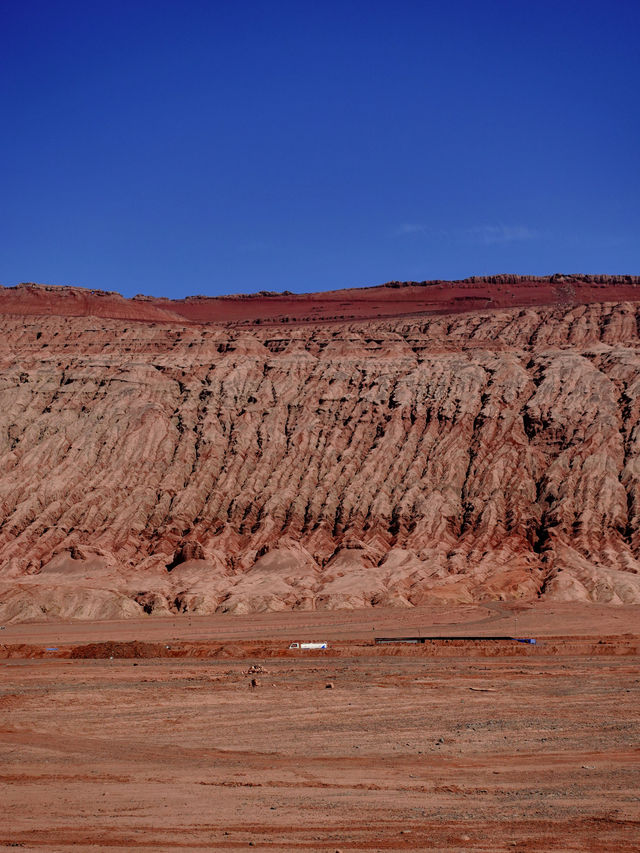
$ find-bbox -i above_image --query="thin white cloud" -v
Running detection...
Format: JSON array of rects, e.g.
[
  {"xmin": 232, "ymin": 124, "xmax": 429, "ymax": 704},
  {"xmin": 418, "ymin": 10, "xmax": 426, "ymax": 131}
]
[
  {"xmin": 464, "ymin": 225, "xmax": 539, "ymax": 245},
  {"xmin": 392, "ymin": 223, "xmax": 539, "ymax": 244}
]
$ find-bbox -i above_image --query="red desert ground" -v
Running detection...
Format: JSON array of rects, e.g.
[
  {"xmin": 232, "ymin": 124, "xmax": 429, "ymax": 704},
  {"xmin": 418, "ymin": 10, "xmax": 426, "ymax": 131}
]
[{"xmin": 0, "ymin": 276, "xmax": 639, "ymax": 851}]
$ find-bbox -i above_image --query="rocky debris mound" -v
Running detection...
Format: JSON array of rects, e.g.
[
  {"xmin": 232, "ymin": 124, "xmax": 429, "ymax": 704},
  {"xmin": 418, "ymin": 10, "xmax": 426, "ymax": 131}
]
[{"xmin": 69, "ymin": 641, "xmax": 171, "ymax": 659}]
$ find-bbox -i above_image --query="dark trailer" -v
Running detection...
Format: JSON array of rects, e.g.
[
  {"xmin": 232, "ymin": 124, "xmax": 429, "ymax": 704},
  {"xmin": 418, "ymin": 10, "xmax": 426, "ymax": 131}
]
[{"xmin": 374, "ymin": 636, "xmax": 536, "ymax": 644}]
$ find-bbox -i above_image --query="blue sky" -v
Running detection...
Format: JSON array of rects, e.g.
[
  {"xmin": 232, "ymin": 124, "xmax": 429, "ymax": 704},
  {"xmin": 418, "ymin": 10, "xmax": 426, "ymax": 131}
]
[{"xmin": 1, "ymin": 0, "xmax": 638, "ymax": 298}]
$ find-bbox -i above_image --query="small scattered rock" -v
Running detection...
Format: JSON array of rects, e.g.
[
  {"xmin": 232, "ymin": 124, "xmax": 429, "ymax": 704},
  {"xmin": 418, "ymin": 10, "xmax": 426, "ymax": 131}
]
[
  {"xmin": 325, "ymin": 682, "xmax": 334, "ymax": 689},
  {"xmin": 250, "ymin": 678, "xmax": 259, "ymax": 688}
]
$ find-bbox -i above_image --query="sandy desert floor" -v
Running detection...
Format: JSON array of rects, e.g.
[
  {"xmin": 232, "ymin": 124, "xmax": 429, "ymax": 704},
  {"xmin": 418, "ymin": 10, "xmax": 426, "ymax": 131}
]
[{"xmin": 1, "ymin": 603, "xmax": 639, "ymax": 852}]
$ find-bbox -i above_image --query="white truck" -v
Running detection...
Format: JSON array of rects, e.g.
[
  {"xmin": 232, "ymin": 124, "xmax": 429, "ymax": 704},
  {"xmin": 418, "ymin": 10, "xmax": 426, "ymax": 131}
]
[{"xmin": 288, "ymin": 641, "xmax": 328, "ymax": 649}]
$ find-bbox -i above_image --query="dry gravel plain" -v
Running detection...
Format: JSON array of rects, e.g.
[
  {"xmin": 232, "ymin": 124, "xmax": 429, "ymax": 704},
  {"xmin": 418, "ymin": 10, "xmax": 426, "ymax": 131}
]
[{"xmin": 0, "ymin": 603, "xmax": 639, "ymax": 852}]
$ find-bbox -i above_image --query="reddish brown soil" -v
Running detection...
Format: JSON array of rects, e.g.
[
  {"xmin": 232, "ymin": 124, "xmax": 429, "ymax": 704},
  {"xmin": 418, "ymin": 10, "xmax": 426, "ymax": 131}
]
[
  {"xmin": 1, "ymin": 605, "xmax": 638, "ymax": 851},
  {"xmin": 167, "ymin": 275, "xmax": 640, "ymax": 326},
  {"xmin": 3, "ymin": 275, "xmax": 640, "ymax": 326}
]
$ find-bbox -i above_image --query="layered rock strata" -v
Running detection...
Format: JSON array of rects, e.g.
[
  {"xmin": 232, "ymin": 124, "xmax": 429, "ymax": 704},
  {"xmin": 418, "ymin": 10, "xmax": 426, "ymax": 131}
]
[
  {"xmin": 1, "ymin": 297, "xmax": 640, "ymax": 620},
  {"xmin": 4, "ymin": 274, "xmax": 640, "ymax": 326}
]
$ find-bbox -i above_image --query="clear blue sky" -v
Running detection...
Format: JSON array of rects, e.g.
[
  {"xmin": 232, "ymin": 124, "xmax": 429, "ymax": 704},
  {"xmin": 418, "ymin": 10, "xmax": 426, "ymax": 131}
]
[{"xmin": 1, "ymin": 0, "xmax": 638, "ymax": 298}]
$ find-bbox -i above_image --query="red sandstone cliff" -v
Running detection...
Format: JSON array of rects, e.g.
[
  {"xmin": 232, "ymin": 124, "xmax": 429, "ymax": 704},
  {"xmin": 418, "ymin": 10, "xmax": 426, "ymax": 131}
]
[{"xmin": 1, "ymin": 279, "xmax": 639, "ymax": 621}]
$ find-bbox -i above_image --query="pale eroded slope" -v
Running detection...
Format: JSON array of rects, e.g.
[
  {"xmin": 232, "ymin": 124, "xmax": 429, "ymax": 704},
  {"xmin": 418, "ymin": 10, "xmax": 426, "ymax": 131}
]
[{"xmin": 1, "ymin": 300, "xmax": 640, "ymax": 620}]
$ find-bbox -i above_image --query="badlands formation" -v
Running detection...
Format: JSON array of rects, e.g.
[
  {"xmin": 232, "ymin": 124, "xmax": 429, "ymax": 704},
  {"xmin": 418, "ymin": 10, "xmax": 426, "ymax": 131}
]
[{"xmin": 1, "ymin": 275, "xmax": 640, "ymax": 621}]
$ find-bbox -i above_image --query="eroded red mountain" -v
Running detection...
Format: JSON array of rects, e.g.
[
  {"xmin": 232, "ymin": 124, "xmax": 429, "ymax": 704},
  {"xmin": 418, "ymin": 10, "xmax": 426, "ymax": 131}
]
[{"xmin": 1, "ymin": 277, "xmax": 639, "ymax": 621}]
